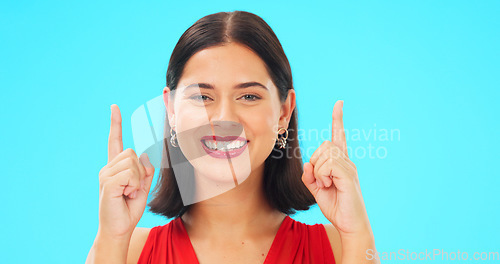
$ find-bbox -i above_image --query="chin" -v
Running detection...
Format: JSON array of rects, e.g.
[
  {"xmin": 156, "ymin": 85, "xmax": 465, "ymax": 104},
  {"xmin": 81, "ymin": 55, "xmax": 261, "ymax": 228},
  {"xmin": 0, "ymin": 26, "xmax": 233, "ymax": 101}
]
[{"xmin": 190, "ymin": 148, "xmax": 252, "ymax": 185}]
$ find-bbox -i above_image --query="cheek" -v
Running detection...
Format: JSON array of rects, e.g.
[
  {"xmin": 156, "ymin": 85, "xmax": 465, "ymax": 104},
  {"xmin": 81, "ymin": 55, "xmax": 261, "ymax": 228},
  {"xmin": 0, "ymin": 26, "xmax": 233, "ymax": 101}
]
[
  {"xmin": 244, "ymin": 104, "xmax": 280, "ymax": 154},
  {"xmin": 173, "ymin": 104, "xmax": 211, "ymax": 159},
  {"xmin": 175, "ymin": 104, "xmax": 210, "ymax": 131}
]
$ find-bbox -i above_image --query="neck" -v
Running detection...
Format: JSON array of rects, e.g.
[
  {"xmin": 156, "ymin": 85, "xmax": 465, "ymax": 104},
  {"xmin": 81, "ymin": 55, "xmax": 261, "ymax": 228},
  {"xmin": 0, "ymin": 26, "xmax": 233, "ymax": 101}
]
[{"xmin": 181, "ymin": 162, "xmax": 286, "ymax": 240}]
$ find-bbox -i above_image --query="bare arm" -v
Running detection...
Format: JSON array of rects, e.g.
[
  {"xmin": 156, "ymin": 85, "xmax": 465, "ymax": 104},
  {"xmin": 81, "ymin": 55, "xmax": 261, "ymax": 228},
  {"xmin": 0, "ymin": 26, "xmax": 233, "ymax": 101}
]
[
  {"xmin": 340, "ymin": 230, "xmax": 379, "ymax": 264},
  {"xmin": 85, "ymin": 231, "xmax": 130, "ymax": 264},
  {"xmin": 324, "ymin": 224, "xmax": 380, "ymax": 264},
  {"xmin": 324, "ymin": 224, "xmax": 343, "ymax": 264},
  {"xmin": 126, "ymin": 227, "xmax": 151, "ymax": 264},
  {"xmin": 85, "ymin": 227, "xmax": 151, "ymax": 264}
]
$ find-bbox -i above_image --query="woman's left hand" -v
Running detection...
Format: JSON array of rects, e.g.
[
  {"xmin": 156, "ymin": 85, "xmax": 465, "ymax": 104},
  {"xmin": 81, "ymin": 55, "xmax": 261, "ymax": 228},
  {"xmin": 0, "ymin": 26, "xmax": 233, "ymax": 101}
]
[{"xmin": 301, "ymin": 100, "xmax": 372, "ymax": 237}]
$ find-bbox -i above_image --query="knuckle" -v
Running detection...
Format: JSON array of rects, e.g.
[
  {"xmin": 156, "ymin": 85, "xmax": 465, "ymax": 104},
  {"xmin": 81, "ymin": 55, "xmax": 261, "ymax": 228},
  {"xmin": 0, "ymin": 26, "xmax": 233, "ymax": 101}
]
[
  {"xmin": 318, "ymin": 151, "xmax": 327, "ymax": 161},
  {"xmin": 98, "ymin": 167, "xmax": 109, "ymax": 183},
  {"xmin": 316, "ymin": 165, "xmax": 327, "ymax": 177},
  {"xmin": 124, "ymin": 168, "xmax": 135, "ymax": 177},
  {"xmin": 345, "ymin": 158, "xmax": 357, "ymax": 170},
  {"xmin": 310, "ymin": 155, "xmax": 318, "ymax": 165},
  {"xmin": 125, "ymin": 157, "xmax": 136, "ymax": 168},
  {"xmin": 326, "ymin": 148, "xmax": 338, "ymax": 159},
  {"xmin": 125, "ymin": 165, "xmax": 140, "ymax": 180},
  {"xmin": 126, "ymin": 169, "xmax": 140, "ymax": 186},
  {"xmin": 98, "ymin": 167, "xmax": 106, "ymax": 178},
  {"xmin": 125, "ymin": 148, "xmax": 136, "ymax": 156},
  {"xmin": 351, "ymin": 162, "xmax": 357, "ymax": 171}
]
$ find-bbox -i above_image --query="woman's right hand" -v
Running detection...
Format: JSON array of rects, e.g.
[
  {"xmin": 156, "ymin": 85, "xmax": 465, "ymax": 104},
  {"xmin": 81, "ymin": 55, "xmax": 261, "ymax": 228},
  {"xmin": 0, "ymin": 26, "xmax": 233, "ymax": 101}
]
[{"xmin": 97, "ymin": 104, "xmax": 155, "ymax": 240}]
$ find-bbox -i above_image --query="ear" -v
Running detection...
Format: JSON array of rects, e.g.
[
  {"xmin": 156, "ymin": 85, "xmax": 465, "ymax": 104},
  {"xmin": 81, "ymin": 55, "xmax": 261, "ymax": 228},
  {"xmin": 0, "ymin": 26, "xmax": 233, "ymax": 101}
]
[
  {"xmin": 278, "ymin": 89, "xmax": 296, "ymax": 130},
  {"xmin": 163, "ymin": 86, "xmax": 175, "ymax": 128}
]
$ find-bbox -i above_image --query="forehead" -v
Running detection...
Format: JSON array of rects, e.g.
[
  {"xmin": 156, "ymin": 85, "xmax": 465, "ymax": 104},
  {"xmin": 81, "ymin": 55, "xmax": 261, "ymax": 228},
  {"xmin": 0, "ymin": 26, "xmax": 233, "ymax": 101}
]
[{"xmin": 179, "ymin": 42, "xmax": 272, "ymax": 86}]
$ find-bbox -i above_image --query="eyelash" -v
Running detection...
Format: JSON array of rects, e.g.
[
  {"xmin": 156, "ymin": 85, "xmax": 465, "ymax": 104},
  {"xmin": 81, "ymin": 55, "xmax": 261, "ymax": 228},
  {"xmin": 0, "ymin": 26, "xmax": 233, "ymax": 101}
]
[
  {"xmin": 189, "ymin": 94, "xmax": 261, "ymax": 102},
  {"xmin": 240, "ymin": 94, "xmax": 261, "ymax": 101}
]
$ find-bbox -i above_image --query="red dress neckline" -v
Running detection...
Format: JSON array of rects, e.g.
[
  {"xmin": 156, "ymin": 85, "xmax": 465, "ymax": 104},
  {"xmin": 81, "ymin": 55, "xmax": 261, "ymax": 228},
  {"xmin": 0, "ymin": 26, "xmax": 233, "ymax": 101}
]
[
  {"xmin": 138, "ymin": 214, "xmax": 335, "ymax": 263},
  {"xmin": 175, "ymin": 215, "xmax": 292, "ymax": 263}
]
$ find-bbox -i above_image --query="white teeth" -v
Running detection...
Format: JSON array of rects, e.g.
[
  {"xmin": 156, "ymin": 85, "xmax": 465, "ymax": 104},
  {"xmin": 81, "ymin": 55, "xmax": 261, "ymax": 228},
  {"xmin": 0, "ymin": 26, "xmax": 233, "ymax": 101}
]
[
  {"xmin": 203, "ymin": 139, "xmax": 246, "ymax": 150},
  {"xmin": 228, "ymin": 141, "xmax": 243, "ymax": 149},
  {"xmin": 208, "ymin": 140, "xmax": 216, "ymax": 149},
  {"xmin": 217, "ymin": 141, "xmax": 224, "ymax": 149}
]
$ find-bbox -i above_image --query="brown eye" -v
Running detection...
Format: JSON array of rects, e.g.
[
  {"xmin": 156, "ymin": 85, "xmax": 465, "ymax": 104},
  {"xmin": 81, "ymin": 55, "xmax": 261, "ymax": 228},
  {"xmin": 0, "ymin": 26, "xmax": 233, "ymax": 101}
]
[
  {"xmin": 190, "ymin": 94, "xmax": 212, "ymax": 102},
  {"xmin": 240, "ymin": 94, "xmax": 261, "ymax": 101}
]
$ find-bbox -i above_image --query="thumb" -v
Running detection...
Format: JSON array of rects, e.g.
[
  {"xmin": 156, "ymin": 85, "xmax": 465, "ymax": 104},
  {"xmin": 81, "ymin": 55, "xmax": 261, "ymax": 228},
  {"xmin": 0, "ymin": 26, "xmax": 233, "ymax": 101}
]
[
  {"xmin": 140, "ymin": 153, "xmax": 155, "ymax": 176},
  {"xmin": 301, "ymin": 162, "xmax": 318, "ymax": 195},
  {"xmin": 139, "ymin": 153, "xmax": 155, "ymax": 191}
]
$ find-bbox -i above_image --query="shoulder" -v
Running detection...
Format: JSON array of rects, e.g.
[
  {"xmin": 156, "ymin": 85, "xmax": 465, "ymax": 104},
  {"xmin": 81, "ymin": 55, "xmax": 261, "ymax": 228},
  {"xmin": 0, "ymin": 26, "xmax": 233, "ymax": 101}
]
[
  {"xmin": 322, "ymin": 224, "xmax": 342, "ymax": 264},
  {"xmin": 127, "ymin": 227, "xmax": 152, "ymax": 264}
]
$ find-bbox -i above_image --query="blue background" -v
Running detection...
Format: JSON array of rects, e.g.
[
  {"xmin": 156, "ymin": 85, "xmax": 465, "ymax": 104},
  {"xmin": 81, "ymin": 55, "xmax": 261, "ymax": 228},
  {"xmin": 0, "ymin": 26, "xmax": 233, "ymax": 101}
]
[{"xmin": 1, "ymin": 0, "xmax": 498, "ymax": 263}]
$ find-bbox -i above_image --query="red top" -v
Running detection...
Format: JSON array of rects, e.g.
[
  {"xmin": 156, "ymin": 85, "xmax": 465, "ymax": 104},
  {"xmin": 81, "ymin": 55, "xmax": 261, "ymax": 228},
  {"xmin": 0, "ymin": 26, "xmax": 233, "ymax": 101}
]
[{"xmin": 138, "ymin": 215, "xmax": 336, "ymax": 264}]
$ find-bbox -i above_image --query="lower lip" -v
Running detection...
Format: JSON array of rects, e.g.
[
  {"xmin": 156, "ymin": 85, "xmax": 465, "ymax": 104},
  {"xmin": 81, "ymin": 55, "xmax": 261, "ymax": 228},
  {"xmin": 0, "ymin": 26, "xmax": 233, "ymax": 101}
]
[{"xmin": 201, "ymin": 140, "xmax": 248, "ymax": 159}]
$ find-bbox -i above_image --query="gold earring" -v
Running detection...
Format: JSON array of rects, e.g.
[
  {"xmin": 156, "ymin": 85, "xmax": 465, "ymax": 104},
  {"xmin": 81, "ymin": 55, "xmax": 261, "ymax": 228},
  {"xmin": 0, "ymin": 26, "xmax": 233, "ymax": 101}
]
[
  {"xmin": 170, "ymin": 125, "xmax": 178, "ymax": 147},
  {"xmin": 276, "ymin": 127, "xmax": 288, "ymax": 149}
]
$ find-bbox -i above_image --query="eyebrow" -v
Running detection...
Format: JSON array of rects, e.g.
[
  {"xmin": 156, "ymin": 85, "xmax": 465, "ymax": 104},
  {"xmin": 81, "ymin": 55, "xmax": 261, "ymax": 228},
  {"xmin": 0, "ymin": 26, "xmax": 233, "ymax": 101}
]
[{"xmin": 183, "ymin": 82, "xmax": 269, "ymax": 91}]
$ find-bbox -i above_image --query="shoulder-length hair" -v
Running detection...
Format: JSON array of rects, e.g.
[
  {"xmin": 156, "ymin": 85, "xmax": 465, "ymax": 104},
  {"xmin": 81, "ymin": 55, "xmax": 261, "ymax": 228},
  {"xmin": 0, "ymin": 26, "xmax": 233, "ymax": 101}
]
[{"xmin": 148, "ymin": 10, "xmax": 316, "ymax": 218}]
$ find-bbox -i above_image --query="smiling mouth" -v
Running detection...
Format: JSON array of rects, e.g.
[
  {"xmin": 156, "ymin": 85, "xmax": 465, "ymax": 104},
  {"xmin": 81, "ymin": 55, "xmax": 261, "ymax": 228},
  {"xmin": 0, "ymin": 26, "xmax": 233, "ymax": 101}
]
[{"xmin": 201, "ymin": 138, "xmax": 248, "ymax": 151}]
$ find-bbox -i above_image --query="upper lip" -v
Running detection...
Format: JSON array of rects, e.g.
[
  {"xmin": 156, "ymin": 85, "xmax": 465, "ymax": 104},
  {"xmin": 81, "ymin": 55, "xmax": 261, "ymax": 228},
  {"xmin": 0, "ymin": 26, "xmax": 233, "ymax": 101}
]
[{"xmin": 200, "ymin": 135, "xmax": 248, "ymax": 142}]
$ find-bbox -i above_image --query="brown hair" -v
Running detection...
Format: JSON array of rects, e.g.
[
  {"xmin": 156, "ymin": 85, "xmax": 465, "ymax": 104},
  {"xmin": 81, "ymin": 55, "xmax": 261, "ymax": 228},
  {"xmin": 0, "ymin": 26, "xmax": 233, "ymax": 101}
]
[{"xmin": 148, "ymin": 10, "xmax": 316, "ymax": 218}]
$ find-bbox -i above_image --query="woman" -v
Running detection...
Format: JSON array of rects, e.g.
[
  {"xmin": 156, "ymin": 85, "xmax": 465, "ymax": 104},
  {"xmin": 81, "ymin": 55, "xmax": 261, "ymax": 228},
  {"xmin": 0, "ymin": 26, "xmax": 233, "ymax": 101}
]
[{"xmin": 86, "ymin": 11, "xmax": 378, "ymax": 264}]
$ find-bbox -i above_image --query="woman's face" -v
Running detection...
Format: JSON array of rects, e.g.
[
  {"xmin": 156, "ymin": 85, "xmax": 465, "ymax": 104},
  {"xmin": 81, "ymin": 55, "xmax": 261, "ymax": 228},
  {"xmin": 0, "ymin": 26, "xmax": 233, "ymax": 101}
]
[{"xmin": 163, "ymin": 42, "xmax": 295, "ymax": 189}]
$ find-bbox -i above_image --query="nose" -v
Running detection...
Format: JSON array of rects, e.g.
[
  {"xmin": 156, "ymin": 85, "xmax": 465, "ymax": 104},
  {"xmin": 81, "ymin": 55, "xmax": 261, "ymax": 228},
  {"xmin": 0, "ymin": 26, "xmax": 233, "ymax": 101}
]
[{"xmin": 209, "ymin": 98, "xmax": 241, "ymax": 133}]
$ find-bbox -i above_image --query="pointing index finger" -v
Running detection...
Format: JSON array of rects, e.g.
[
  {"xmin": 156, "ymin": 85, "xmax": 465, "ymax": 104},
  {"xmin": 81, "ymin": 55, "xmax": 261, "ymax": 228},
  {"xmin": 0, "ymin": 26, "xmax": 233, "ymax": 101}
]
[
  {"xmin": 108, "ymin": 104, "xmax": 123, "ymax": 163},
  {"xmin": 332, "ymin": 100, "xmax": 348, "ymax": 158}
]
